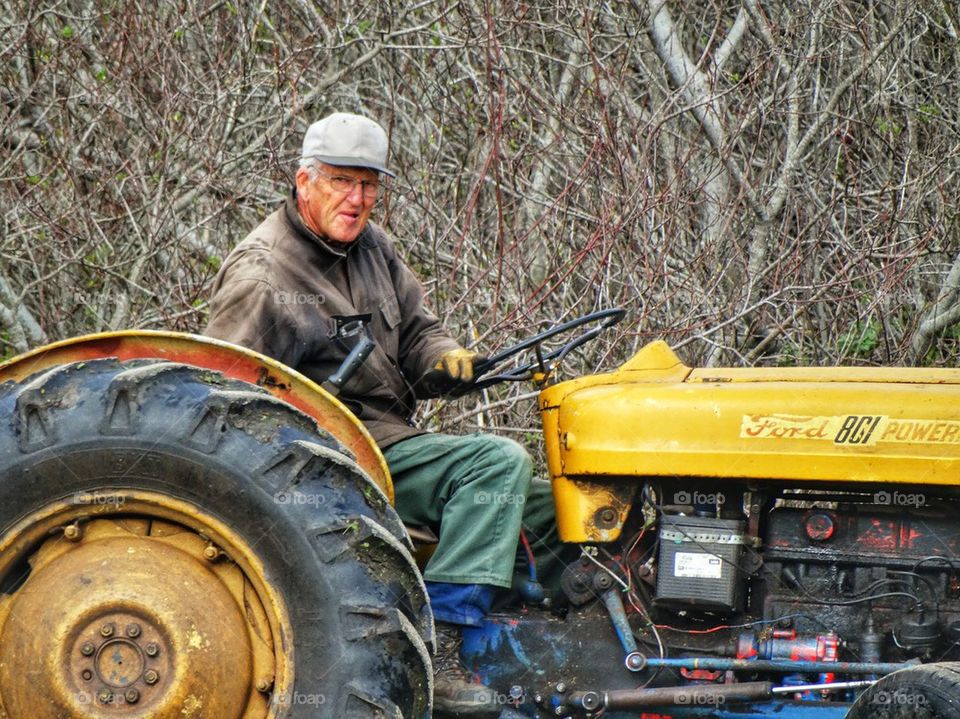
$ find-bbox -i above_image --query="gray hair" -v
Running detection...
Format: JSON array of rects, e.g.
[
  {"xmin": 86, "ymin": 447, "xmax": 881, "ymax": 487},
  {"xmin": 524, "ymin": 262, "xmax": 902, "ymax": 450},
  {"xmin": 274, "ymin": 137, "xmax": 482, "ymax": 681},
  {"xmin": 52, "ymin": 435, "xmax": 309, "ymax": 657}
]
[{"xmin": 299, "ymin": 157, "xmax": 323, "ymax": 172}]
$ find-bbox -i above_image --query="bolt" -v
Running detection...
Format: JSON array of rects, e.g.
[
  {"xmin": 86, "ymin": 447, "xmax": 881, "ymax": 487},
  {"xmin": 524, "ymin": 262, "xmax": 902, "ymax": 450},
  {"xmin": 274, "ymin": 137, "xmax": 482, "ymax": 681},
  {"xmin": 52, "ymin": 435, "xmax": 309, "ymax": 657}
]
[
  {"xmin": 81, "ymin": 669, "xmax": 93, "ymax": 681},
  {"xmin": 126, "ymin": 623, "xmax": 141, "ymax": 638},
  {"xmin": 80, "ymin": 642, "xmax": 95, "ymax": 656},
  {"xmin": 625, "ymin": 651, "xmax": 645, "ymax": 671},
  {"xmin": 99, "ymin": 623, "xmax": 115, "ymax": 638},
  {"xmin": 124, "ymin": 688, "xmax": 140, "ymax": 704},
  {"xmin": 592, "ymin": 572, "xmax": 614, "ymax": 593},
  {"xmin": 144, "ymin": 670, "xmax": 159, "ymax": 685},
  {"xmin": 203, "ymin": 545, "xmax": 219, "ymax": 561},
  {"xmin": 97, "ymin": 690, "xmax": 113, "ymax": 705},
  {"xmin": 64, "ymin": 524, "xmax": 82, "ymax": 541},
  {"xmin": 256, "ymin": 677, "xmax": 273, "ymax": 692},
  {"xmin": 599, "ymin": 508, "xmax": 617, "ymax": 524},
  {"xmin": 555, "ymin": 681, "xmax": 566, "ymax": 693},
  {"xmin": 509, "ymin": 685, "xmax": 524, "ymax": 699},
  {"xmin": 581, "ymin": 691, "xmax": 602, "ymax": 710},
  {"xmin": 145, "ymin": 642, "xmax": 159, "ymax": 657}
]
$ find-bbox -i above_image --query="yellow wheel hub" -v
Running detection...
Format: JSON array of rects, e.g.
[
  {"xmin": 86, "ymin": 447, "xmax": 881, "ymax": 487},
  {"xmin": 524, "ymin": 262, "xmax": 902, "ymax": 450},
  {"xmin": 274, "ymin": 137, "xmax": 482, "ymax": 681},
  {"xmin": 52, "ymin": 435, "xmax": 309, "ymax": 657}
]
[{"xmin": 0, "ymin": 496, "xmax": 291, "ymax": 718}]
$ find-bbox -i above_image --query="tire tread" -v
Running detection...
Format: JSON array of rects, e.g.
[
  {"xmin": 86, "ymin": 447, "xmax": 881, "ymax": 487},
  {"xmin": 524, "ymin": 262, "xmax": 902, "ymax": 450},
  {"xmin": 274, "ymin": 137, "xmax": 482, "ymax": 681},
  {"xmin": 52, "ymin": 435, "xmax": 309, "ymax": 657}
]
[{"xmin": 0, "ymin": 358, "xmax": 431, "ymax": 718}]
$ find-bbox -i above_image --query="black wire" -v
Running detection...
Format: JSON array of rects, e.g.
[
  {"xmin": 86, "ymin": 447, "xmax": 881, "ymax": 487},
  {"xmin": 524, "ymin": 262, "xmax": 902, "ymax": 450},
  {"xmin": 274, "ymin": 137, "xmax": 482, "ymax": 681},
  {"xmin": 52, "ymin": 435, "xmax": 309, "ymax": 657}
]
[
  {"xmin": 888, "ymin": 570, "xmax": 940, "ymax": 607},
  {"xmin": 776, "ymin": 567, "xmax": 922, "ymax": 609},
  {"xmin": 846, "ymin": 578, "xmax": 907, "ymax": 598},
  {"xmin": 802, "ymin": 576, "xmax": 919, "ymax": 602},
  {"xmin": 912, "ymin": 555, "xmax": 960, "ymax": 574},
  {"xmin": 793, "ymin": 591, "xmax": 921, "ymax": 607}
]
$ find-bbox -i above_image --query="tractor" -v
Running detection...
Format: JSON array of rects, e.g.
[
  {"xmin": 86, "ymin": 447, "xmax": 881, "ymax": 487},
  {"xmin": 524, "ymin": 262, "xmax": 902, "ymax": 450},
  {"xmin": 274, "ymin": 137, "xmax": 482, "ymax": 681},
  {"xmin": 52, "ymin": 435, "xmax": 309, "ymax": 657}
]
[{"xmin": 1, "ymin": 309, "xmax": 959, "ymax": 718}]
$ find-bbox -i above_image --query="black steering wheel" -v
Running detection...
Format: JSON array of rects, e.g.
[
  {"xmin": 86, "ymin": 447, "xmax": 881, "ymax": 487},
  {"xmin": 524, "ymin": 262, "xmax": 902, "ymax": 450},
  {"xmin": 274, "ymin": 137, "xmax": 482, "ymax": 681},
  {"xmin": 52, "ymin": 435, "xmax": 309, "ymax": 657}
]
[{"xmin": 446, "ymin": 308, "xmax": 626, "ymax": 394}]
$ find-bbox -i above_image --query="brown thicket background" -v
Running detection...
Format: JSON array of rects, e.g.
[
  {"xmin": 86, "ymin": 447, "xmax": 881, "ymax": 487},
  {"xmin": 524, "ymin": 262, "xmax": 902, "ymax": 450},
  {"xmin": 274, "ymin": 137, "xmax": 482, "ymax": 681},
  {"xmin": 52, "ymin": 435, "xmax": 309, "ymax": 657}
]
[{"xmin": 2, "ymin": 0, "xmax": 960, "ymax": 437}]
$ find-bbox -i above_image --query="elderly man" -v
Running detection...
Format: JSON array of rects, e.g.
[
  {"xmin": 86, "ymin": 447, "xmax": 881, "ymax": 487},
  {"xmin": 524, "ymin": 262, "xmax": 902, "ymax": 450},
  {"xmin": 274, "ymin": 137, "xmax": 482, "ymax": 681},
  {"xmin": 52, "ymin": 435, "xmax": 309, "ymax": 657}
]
[{"xmin": 206, "ymin": 112, "xmax": 556, "ymax": 716}]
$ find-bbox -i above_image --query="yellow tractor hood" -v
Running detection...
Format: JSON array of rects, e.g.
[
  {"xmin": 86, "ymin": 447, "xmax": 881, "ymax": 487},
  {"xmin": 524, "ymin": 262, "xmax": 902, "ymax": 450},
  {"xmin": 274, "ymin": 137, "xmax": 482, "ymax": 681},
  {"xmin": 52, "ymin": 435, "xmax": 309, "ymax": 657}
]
[{"xmin": 540, "ymin": 340, "xmax": 960, "ymax": 488}]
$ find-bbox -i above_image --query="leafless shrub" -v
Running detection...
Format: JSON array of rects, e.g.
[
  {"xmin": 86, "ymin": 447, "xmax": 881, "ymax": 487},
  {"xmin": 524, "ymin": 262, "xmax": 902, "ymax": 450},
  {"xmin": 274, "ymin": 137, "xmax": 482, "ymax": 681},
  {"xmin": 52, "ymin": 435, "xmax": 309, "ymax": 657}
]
[{"xmin": 2, "ymin": 0, "xmax": 959, "ymax": 440}]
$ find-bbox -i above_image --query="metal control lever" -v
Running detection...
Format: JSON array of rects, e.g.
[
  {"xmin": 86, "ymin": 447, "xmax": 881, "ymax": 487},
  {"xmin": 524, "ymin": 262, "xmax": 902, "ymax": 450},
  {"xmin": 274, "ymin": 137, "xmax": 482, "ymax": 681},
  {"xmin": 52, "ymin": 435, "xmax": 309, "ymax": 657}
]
[
  {"xmin": 600, "ymin": 587, "xmax": 645, "ymax": 672},
  {"xmin": 325, "ymin": 335, "xmax": 376, "ymax": 394},
  {"xmin": 569, "ymin": 679, "xmax": 877, "ymax": 711}
]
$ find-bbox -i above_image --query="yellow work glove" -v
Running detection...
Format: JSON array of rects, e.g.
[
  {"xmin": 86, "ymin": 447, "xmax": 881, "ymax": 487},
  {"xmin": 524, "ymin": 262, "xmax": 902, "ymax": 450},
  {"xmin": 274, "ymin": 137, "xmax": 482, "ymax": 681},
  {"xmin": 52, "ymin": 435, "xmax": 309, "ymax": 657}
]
[{"xmin": 435, "ymin": 347, "xmax": 478, "ymax": 383}]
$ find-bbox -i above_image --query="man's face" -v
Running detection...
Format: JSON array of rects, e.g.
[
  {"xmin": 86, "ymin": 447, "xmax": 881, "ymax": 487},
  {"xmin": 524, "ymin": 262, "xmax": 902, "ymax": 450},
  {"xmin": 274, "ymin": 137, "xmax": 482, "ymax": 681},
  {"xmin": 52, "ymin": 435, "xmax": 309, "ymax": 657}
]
[{"xmin": 295, "ymin": 162, "xmax": 379, "ymax": 244}]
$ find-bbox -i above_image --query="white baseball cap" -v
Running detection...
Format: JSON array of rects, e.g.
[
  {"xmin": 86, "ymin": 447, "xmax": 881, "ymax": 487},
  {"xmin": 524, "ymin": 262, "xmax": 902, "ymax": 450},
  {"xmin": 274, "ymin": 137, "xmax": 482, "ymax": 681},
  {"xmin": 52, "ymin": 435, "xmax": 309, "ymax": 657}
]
[{"xmin": 301, "ymin": 112, "xmax": 395, "ymax": 177}]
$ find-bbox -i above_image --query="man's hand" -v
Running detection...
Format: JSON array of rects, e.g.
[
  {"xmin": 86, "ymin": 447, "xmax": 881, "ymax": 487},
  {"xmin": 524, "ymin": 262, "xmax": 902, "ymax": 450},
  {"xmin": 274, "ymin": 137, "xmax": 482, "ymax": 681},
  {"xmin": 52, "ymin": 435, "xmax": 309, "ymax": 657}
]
[{"xmin": 435, "ymin": 347, "xmax": 478, "ymax": 383}]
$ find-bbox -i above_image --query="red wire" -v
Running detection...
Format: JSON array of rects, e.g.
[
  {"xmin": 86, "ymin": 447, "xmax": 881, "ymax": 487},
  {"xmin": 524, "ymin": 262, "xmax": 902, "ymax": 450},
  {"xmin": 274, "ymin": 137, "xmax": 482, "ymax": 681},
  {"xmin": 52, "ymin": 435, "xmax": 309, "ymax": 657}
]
[{"xmin": 519, "ymin": 529, "xmax": 537, "ymax": 581}]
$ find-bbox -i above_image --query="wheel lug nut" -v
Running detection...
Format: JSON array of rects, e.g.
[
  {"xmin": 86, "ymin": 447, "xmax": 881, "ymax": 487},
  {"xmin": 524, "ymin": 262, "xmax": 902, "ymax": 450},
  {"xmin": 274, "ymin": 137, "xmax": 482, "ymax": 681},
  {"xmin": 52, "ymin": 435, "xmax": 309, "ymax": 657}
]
[
  {"xmin": 126, "ymin": 623, "xmax": 141, "ymax": 638},
  {"xmin": 145, "ymin": 642, "xmax": 159, "ymax": 657},
  {"xmin": 256, "ymin": 677, "xmax": 273, "ymax": 692},
  {"xmin": 81, "ymin": 669, "xmax": 93, "ymax": 681},
  {"xmin": 144, "ymin": 669, "xmax": 159, "ymax": 685},
  {"xmin": 80, "ymin": 642, "xmax": 95, "ymax": 656},
  {"xmin": 99, "ymin": 623, "xmax": 115, "ymax": 638},
  {"xmin": 124, "ymin": 688, "xmax": 140, "ymax": 704}
]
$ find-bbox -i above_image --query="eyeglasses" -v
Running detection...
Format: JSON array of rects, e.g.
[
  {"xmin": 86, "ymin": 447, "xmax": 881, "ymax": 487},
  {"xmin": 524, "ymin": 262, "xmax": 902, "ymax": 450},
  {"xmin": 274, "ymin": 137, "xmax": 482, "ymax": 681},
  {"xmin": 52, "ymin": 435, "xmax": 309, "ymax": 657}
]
[{"xmin": 313, "ymin": 168, "xmax": 381, "ymax": 199}]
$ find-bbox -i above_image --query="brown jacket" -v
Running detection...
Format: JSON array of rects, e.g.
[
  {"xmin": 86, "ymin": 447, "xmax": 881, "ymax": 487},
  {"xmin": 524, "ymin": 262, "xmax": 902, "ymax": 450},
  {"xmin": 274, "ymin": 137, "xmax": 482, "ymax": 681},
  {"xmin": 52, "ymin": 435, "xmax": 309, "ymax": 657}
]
[{"xmin": 205, "ymin": 194, "xmax": 461, "ymax": 447}]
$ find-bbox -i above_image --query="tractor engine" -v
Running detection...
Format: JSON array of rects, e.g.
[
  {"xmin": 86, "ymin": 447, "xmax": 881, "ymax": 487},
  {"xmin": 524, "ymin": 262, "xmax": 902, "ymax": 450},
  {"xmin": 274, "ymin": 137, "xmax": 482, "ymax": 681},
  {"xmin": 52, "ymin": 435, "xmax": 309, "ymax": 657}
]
[
  {"xmin": 546, "ymin": 487, "xmax": 960, "ymax": 718},
  {"xmin": 760, "ymin": 498, "xmax": 960, "ymax": 661},
  {"xmin": 624, "ymin": 488, "xmax": 960, "ymax": 667}
]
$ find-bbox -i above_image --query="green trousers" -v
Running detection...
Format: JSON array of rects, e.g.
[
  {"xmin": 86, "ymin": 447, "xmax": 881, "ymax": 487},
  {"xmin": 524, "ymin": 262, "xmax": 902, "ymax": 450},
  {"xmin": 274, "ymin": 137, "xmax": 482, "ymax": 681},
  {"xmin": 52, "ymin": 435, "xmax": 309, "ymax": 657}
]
[{"xmin": 384, "ymin": 432, "xmax": 571, "ymax": 594}]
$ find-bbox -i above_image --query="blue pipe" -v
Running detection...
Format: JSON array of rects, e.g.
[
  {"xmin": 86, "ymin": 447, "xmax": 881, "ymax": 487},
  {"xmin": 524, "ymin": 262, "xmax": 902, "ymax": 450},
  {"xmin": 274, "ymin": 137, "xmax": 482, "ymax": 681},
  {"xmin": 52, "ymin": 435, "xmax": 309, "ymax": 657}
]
[
  {"xmin": 601, "ymin": 588, "xmax": 640, "ymax": 657},
  {"xmin": 642, "ymin": 656, "xmax": 916, "ymax": 675}
]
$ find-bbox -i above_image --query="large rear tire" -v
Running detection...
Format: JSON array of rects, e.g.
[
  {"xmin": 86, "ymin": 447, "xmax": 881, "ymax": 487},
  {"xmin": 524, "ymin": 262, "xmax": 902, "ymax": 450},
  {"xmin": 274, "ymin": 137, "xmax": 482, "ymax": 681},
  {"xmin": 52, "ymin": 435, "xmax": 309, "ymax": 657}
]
[{"xmin": 0, "ymin": 358, "xmax": 432, "ymax": 718}]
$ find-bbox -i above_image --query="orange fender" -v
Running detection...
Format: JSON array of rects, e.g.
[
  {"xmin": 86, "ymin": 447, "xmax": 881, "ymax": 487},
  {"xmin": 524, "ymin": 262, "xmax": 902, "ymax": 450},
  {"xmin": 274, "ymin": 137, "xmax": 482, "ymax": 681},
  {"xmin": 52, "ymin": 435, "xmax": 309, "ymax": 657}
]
[{"xmin": 0, "ymin": 331, "xmax": 393, "ymax": 502}]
